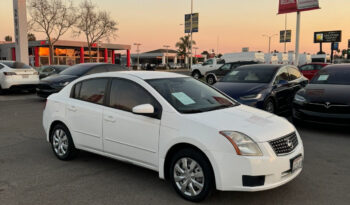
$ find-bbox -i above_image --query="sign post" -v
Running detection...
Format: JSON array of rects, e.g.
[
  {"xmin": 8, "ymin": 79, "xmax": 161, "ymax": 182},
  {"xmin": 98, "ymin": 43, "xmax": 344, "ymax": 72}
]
[
  {"xmin": 13, "ymin": 0, "xmax": 29, "ymax": 64},
  {"xmin": 278, "ymin": 0, "xmax": 320, "ymax": 66}
]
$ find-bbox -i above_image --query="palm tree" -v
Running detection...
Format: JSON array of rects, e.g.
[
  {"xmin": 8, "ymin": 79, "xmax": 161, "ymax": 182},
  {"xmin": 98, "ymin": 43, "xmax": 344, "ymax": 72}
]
[{"xmin": 175, "ymin": 35, "xmax": 196, "ymax": 63}]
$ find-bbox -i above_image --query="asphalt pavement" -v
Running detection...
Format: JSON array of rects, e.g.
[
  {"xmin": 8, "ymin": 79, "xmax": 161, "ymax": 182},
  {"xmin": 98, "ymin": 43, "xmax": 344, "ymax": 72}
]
[{"xmin": 0, "ymin": 94, "xmax": 349, "ymax": 205}]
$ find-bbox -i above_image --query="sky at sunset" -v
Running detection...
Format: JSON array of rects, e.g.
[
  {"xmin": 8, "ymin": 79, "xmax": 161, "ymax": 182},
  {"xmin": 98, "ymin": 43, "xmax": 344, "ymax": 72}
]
[{"xmin": 0, "ymin": 0, "xmax": 349, "ymax": 55}]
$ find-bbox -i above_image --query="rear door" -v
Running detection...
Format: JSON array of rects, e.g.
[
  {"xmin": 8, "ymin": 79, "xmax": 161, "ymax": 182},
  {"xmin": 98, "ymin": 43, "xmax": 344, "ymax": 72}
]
[
  {"xmin": 299, "ymin": 64, "xmax": 314, "ymax": 80},
  {"xmin": 66, "ymin": 78, "xmax": 109, "ymax": 151}
]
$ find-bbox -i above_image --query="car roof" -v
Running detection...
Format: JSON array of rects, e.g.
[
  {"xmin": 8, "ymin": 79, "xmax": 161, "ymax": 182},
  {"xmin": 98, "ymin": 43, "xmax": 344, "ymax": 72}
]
[
  {"xmin": 86, "ymin": 71, "xmax": 187, "ymax": 80},
  {"xmin": 323, "ymin": 64, "xmax": 350, "ymax": 70}
]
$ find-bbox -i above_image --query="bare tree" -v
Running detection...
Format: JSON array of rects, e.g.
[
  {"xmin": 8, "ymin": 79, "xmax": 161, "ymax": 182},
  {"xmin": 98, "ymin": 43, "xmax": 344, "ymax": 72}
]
[
  {"xmin": 75, "ymin": 0, "xmax": 118, "ymax": 62},
  {"xmin": 5, "ymin": 35, "xmax": 12, "ymax": 42},
  {"xmin": 28, "ymin": 0, "xmax": 76, "ymax": 64}
]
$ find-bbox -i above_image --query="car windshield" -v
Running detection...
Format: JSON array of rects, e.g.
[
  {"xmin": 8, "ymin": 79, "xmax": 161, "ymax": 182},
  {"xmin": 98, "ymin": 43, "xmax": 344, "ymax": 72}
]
[
  {"xmin": 311, "ymin": 68, "xmax": 350, "ymax": 85},
  {"xmin": 2, "ymin": 61, "xmax": 31, "ymax": 69},
  {"xmin": 147, "ymin": 77, "xmax": 238, "ymax": 114},
  {"xmin": 221, "ymin": 66, "xmax": 277, "ymax": 83},
  {"xmin": 59, "ymin": 64, "xmax": 93, "ymax": 76}
]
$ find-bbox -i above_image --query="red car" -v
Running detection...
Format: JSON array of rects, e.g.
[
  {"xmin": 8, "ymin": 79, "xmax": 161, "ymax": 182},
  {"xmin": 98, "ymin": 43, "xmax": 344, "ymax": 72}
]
[{"xmin": 298, "ymin": 63, "xmax": 329, "ymax": 80}]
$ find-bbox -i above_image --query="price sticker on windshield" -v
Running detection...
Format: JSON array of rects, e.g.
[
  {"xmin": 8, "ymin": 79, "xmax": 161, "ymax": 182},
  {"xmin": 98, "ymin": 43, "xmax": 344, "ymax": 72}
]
[
  {"xmin": 318, "ymin": 75, "xmax": 329, "ymax": 81},
  {"xmin": 172, "ymin": 92, "xmax": 196, "ymax": 105}
]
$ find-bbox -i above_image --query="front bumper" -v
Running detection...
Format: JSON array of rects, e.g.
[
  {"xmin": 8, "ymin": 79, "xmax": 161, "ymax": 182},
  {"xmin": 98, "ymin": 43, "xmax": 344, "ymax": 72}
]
[
  {"xmin": 293, "ymin": 104, "xmax": 350, "ymax": 125},
  {"xmin": 212, "ymin": 136, "xmax": 304, "ymax": 191},
  {"xmin": 36, "ymin": 84, "xmax": 62, "ymax": 98}
]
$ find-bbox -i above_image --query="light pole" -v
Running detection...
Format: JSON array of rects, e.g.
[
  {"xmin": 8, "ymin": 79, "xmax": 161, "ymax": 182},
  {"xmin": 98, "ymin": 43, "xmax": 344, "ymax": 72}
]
[
  {"xmin": 262, "ymin": 34, "xmax": 278, "ymax": 54},
  {"xmin": 134, "ymin": 43, "xmax": 142, "ymax": 69}
]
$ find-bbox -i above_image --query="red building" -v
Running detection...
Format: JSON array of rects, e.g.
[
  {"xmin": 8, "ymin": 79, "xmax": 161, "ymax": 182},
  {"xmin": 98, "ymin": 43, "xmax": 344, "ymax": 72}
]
[{"xmin": 0, "ymin": 40, "xmax": 131, "ymax": 67}]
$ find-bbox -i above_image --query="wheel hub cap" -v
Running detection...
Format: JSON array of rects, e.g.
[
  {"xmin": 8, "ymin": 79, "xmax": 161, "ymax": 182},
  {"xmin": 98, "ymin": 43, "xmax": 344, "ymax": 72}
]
[{"xmin": 52, "ymin": 129, "xmax": 68, "ymax": 157}]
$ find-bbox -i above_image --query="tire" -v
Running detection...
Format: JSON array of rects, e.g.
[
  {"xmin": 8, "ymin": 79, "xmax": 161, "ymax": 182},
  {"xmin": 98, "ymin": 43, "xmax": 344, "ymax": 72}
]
[
  {"xmin": 50, "ymin": 124, "xmax": 78, "ymax": 161},
  {"xmin": 206, "ymin": 75, "xmax": 216, "ymax": 85},
  {"xmin": 169, "ymin": 148, "xmax": 214, "ymax": 202},
  {"xmin": 264, "ymin": 98, "xmax": 275, "ymax": 113},
  {"xmin": 192, "ymin": 70, "xmax": 201, "ymax": 79}
]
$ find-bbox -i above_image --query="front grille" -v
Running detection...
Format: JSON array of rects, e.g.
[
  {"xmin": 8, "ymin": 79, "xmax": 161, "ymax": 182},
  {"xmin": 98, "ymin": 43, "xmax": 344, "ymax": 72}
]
[
  {"xmin": 269, "ymin": 132, "xmax": 298, "ymax": 156},
  {"xmin": 304, "ymin": 102, "xmax": 350, "ymax": 114}
]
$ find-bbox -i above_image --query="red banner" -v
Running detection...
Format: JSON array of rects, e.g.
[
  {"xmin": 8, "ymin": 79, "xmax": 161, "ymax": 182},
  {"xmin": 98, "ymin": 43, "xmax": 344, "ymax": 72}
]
[{"xmin": 278, "ymin": 0, "xmax": 320, "ymax": 14}]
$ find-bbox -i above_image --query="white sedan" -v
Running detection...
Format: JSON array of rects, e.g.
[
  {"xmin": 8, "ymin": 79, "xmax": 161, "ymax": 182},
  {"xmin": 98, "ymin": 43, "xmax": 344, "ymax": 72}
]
[
  {"xmin": 0, "ymin": 61, "xmax": 39, "ymax": 93},
  {"xmin": 43, "ymin": 71, "xmax": 304, "ymax": 202}
]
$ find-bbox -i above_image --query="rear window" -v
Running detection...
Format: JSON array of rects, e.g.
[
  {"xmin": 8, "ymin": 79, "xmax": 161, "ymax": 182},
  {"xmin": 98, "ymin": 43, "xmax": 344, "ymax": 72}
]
[{"xmin": 2, "ymin": 61, "xmax": 31, "ymax": 69}]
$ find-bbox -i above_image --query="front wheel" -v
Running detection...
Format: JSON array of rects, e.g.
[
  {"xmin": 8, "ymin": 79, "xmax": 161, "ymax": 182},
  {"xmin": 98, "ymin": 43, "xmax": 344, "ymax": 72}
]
[
  {"xmin": 170, "ymin": 148, "xmax": 214, "ymax": 202},
  {"xmin": 206, "ymin": 75, "xmax": 216, "ymax": 85},
  {"xmin": 264, "ymin": 98, "xmax": 275, "ymax": 113},
  {"xmin": 192, "ymin": 71, "xmax": 201, "ymax": 79},
  {"xmin": 50, "ymin": 124, "xmax": 78, "ymax": 160}
]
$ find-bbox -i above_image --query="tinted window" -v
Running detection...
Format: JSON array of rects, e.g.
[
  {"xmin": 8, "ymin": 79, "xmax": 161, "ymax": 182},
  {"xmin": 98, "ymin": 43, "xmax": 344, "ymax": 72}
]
[
  {"xmin": 220, "ymin": 64, "xmax": 231, "ymax": 71},
  {"xmin": 147, "ymin": 77, "xmax": 237, "ymax": 114},
  {"xmin": 109, "ymin": 79, "xmax": 160, "ymax": 114},
  {"xmin": 204, "ymin": 59, "xmax": 214, "ymax": 65},
  {"xmin": 0, "ymin": 64, "xmax": 4, "ymax": 69},
  {"xmin": 299, "ymin": 65, "xmax": 314, "ymax": 71},
  {"xmin": 78, "ymin": 79, "xmax": 108, "ymax": 104},
  {"xmin": 85, "ymin": 66, "xmax": 109, "ymax": 75},
  {"xmin": 2, "ymin": 61, "xmax": 31, "ymax": 69},
  {"xmin": 72, "ymin": 82, "xmax": 82, "ymax": 99},
  {"xmin": 222, "ymin": 66, "xmax": 277, "ymax": 83},
  {"xmin": 274, "ymin": 67, "xmax": 289, "ymax": 84},
  {"xmin": 311, "ymin": 68, "xmax": 350, "ymax": 85},
  {"xmin": 60, "ymin": 64, "xmax": 97, "ymax": 76},
  {"xmin": 288, "ymin": 67, "xmax": 302, "ymax": 81},
  {"xmin": 314, "ymin": 65, "xmax": 324, "ymax": 70}
]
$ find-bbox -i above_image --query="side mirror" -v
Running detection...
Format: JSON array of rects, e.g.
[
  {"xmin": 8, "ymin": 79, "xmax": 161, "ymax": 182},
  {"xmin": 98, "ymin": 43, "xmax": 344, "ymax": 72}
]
[
  {"xmin": 276, "ymin": 80, "xmax": 289, "ymax": 87},
  {"xmin": 132, "ymin": 104, "xmax": 154, "ymax": 115}
]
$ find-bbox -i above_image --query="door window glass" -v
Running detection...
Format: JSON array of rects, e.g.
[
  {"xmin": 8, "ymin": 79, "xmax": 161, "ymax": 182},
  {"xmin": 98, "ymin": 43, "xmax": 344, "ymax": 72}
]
[
  {"xmin": 220, "ymin": 64, "xmax": 231, "ymax": 71},
  {"xmin": 299, "ymin": 65, "xmax": 314, "ymax": 71},
  {"xmin": 78, "ymin": 79, "xmax": 108, "ymax": 104},
  {"xmin": 109, "ymin": 79, "xmax": 160, "ymax": 114},
  {"xmin": 288, "ymin": 67, "xmax": 302, "ymax": 81}
]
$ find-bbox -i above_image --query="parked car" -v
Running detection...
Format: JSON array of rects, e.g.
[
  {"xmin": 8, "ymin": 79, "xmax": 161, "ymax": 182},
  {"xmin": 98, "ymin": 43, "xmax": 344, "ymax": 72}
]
[
  {"xmin": 293, "ymin": 64, "xmax": 350, "ymax": 125},
  {"xmin": 298, "ymin": 63, "xmax": 329, "ymax": 80},
  {"xmin": 205, "ymin": 61, "xmax": 259, "ymax": 85},
  {"xmin": 38, "ymin": 65, "xmax": 69, "ymax": 79},
  {"xmin": 37, "ymin": 63, "xmax": 127, "ymax": 98},
  {"xmin": 0, "ymin": 61, "xmax": 39, "ymax": 93},
  {"xmin": 191, "ymin": 58, "xmax": 225, "ymax": 79},
  {"xmin": 43, "ymin": 71, "xmax": 304, "ymax": 202},
  {"xmin": 213, "ymin": 65, "xmax": 308, "ymax": 114}
]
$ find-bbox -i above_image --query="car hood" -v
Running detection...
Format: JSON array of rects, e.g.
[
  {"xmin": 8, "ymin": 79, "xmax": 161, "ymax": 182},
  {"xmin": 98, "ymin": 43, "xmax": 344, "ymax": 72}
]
[
  {"xmin": 183, "ymin": 105, "xmax": 295, "ymax": 143},
  {"xmin": 40, "ymin": 74, "xmax": 78, "ymax": 84},
  {"xmin": 298, "ymin": 84, "xmax": 350, "ymax": 105},
  {"xmin": 213, "ymin": 82, "xmax": 270, "ymax": 99}
]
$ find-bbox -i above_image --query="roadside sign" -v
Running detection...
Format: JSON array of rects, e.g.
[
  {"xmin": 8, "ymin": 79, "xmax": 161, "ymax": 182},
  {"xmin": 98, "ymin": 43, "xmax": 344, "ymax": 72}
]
[
  {"xmin": 280, "ymin": 30, "xmax": 292, "ymax": 43},
  {"xmin": 185, "ymin": 13, "xmax": 199, "ymax": 33},
  {"xmin": 278, "ymin": 0, "xmax": 320, "ymax": 14},
  {"xmin": 242, "ymin": 47, "xmax": 249, "ymax": 52},
  {"xmin": 314, "ymin": 31, "xmax": 342, "ymax": 43},
  {"xmin": 331, "ymin": 42, "xmax": 339, "ymax": 51}
]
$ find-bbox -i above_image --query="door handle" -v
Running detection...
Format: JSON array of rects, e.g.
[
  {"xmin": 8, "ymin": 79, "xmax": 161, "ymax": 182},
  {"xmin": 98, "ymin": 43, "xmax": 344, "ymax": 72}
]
[
  {"xmin": 67, "ymin": 106, "xmax": 77, "ymax": 112},
  {"xmin": 104, "ymin": 115, "xmax": 116, "ymax": 123}
]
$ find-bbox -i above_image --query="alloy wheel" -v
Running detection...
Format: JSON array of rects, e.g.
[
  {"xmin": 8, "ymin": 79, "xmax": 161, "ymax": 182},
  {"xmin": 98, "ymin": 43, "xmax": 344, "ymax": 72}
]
[{"xmin": 52, "ymin": 129, "xmax": 69, "ymax": 157}]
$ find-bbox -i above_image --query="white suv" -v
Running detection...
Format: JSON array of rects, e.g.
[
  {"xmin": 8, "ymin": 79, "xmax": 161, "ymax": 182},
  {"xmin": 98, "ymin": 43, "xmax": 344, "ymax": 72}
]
[
  {"xmin": 43, "ymin": 71, "xmax": 303, "ymax": 202},
  {"xmin": 0, "ymin": 61, "xmax": 39, "ymax": 93}
]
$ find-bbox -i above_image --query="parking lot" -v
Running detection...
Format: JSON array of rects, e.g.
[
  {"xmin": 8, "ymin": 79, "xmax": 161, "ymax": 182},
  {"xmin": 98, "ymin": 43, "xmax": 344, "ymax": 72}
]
[{"xmin": 0, "ymin": 93, "xmax": 349, "ymax": 205}]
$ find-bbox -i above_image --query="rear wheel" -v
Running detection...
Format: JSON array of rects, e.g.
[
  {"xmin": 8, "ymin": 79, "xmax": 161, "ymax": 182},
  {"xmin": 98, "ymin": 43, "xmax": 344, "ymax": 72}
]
[
  {"xmin": 192, "ymin": 70, "xmax": 201, "ymax": 79},
  {"xmin": 169, "ymin": 148, "xmax": 214, "ymax": 202},
  {"xmin": 206, "ymin": 75, "xmax": 216, "ymax": 85},
  {"xmin": 50, "ymin": 124, "xmax": 78, "ymax": 160}
]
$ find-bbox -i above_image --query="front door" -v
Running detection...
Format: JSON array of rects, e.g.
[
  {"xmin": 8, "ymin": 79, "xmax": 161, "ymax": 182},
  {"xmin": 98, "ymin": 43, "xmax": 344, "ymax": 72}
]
[
  {"xmin": 273, "ymin": 67, "xmax": 293, "ymax": 112},
  {"xmin": 103, "ymin": 78, "xmax": 161, "ymax": 167}
]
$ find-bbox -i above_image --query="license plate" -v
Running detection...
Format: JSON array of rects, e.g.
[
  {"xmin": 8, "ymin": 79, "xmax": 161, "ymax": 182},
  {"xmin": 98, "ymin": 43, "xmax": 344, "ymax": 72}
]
[
  {"xmin": 291, "ymin": 155, "xmax": 303, "ymax": 172},
  {"xmin": 22, "ymin": 75, "xmax": 29, "ymax": 78}
]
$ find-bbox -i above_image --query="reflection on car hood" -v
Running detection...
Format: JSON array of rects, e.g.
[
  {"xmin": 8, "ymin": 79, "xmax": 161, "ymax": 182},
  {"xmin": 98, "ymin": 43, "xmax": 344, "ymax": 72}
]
[
  {"xmin": 299, "ymin": 84, "xmax": 350, "ymax": 105},
  {"xmin": 213, "ymin": 82, "xmax": 269, "ymax": 99},
  {"xmin": 184, "ymin": 105, "xmax": 295, "ymax": 142},
  {"xmin": 40, "ymin": 74, "xmax": 78, "ymax": 84}
]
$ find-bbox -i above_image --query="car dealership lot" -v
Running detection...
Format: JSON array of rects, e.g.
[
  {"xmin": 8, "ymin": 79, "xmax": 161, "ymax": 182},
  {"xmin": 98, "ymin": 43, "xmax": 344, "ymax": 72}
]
[{"xmin": 0, "ymin": 94, "xmax": 349, "ymax": 205}]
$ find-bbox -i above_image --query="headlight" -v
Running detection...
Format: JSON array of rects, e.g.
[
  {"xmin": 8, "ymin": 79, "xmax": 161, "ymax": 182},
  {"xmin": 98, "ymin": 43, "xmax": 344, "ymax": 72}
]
[
  {"xmin": 58, "ymin": 81, "xmax": 70, "ymax": 87},
  {"xmin": 240, "ymin": 93, "xmax": 262, "ymax": 100},
  {"xmin": 294, "ymin": 94, "xmax": 306, "ymax": 103},
  {"xmin": 219, "ymin": 131, "xmax": 263, "ymax": 156}
]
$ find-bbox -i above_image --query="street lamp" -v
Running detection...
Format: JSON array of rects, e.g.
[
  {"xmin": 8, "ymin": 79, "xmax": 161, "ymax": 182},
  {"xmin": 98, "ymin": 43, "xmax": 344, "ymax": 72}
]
[
  {"xmin": 262, "ymin": 34, "xmax": 278, "ymax": 54},
  {"xmin": 134, "ymin": 43, "xmax": 142, "ymax": 69}
]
